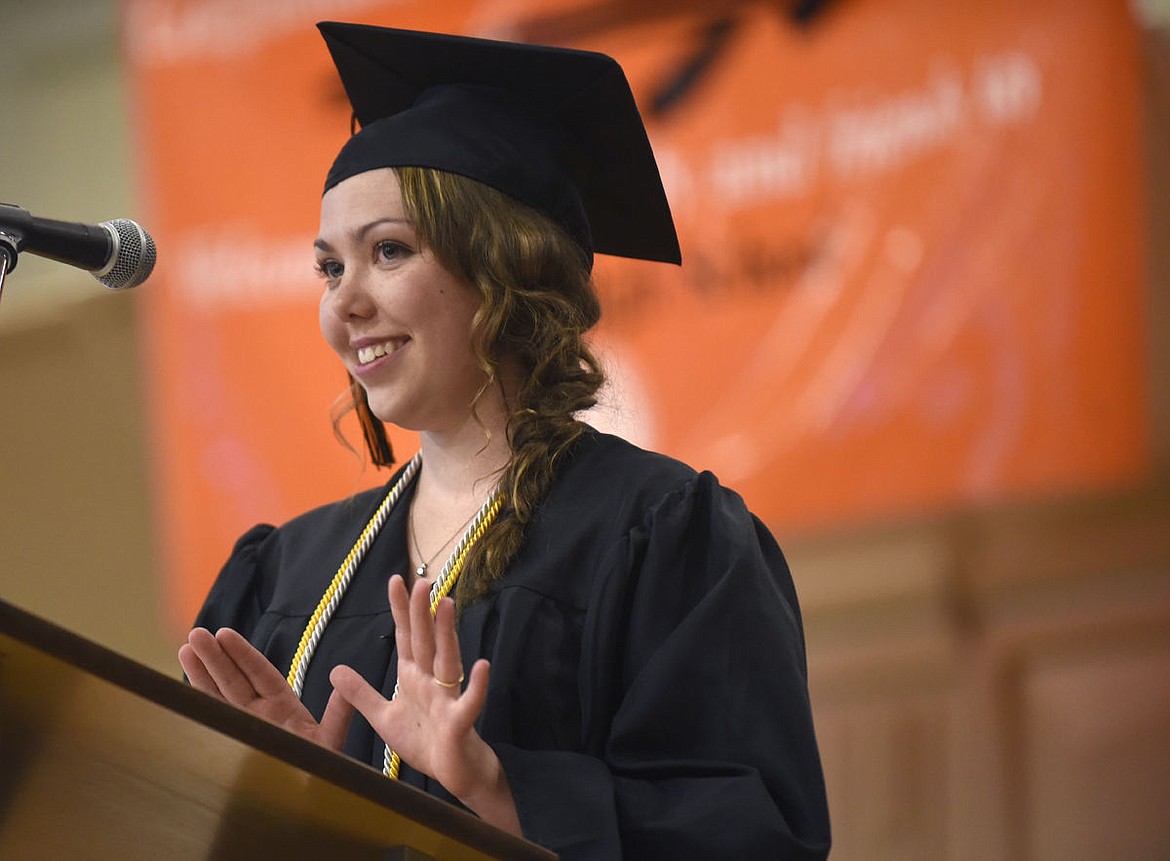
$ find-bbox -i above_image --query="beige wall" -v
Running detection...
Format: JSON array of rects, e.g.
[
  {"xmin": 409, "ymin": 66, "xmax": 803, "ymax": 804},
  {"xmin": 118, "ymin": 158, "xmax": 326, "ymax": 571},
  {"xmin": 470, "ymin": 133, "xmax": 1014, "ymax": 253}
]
[
  {"xmin": 0, "ymin": 0, "xmax": 169, "ymax": 670},
  {"xmin": 1, "ymin": 2, "xmax": 1168, "ymax": 858}
]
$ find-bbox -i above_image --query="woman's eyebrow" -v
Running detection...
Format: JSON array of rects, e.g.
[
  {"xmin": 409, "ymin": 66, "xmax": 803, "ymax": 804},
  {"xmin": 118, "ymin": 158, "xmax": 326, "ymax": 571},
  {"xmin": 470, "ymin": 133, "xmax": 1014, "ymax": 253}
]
[{"xmin": 314, "ymin": 217, "xmax": 412, "ymax": 251}]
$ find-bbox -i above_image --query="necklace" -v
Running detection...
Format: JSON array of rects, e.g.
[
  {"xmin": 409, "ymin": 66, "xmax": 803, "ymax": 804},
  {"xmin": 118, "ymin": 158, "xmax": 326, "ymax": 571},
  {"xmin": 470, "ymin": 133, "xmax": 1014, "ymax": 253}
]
[{"xmin": 408, "ymin": 503, "xmax": 479, "ymax": 581}]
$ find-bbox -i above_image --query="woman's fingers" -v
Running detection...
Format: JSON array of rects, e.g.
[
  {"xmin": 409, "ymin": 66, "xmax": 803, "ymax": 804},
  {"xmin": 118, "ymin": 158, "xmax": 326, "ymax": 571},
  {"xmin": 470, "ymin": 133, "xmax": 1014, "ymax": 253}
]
[
  {"xmin": 178, "ymin": 634, "xmax": 223, "ymax": 698},
  {"xmin": 409, "ymin": 576, "xmax": 437, "ymax": 674},
  {"xmin": 213, "ymin": 627, "xmax": 291, "ymax": 698},
  {"xmin": 183, "ymin": 626, "xmax": 262, "ymax": 705},
  {"xmin": 432, "ymin": 597, "xmax": 463, "ymax": 691},
  {"xmin": 329, "ymin": 664, "xmax": 386, "ymax": 719},
  {"xmin": 181, "ymin": 626, "xmax": 355, "ymax": 751},
  {"xmin": 388, "ymin": 575, "xmax": 413, "ymax": 664},
  {"xmin": 318, "ymin": 686, "xmax": 357, "ymax": 751},
  {"xmin": 458, "ymin": 659, "xmax": 491, "ymax": 717},
  {"xmin": 183, "ymin": 627, "xmax": 294, "ymax": 712}
]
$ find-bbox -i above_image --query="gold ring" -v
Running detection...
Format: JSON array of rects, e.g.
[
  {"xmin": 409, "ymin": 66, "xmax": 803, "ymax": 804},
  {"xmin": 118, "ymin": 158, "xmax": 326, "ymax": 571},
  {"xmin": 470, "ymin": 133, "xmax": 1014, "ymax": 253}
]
[{"xmin": 433, "ymin": 672, "xmax": 465, "ymax": 689}]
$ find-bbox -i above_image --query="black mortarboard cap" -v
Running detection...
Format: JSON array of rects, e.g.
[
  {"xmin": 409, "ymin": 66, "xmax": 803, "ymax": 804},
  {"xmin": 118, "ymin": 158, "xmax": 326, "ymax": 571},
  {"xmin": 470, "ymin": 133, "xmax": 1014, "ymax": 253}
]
[{"xmin": 318, "ymin": 22, "xmax": 681, "ymax": 266}]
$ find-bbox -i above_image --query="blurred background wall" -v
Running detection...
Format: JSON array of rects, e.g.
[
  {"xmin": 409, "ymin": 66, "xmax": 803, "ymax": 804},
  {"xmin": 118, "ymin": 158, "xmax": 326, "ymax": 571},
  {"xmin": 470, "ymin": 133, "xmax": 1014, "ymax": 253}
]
[
  {"xmin": 0, "ymin": 0, "xmax": 165, "ymax": 665},
  {"xmin": 0, "ymin": 1, "xmax": 1168, "ymax": 859}
]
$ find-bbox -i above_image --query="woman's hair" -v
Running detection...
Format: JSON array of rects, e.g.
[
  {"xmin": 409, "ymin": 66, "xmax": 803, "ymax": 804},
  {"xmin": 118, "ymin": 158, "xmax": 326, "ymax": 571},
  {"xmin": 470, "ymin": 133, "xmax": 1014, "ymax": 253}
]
[{"xmin": 338, "ymin": 165, "xmax": 605, "ymax": 604}]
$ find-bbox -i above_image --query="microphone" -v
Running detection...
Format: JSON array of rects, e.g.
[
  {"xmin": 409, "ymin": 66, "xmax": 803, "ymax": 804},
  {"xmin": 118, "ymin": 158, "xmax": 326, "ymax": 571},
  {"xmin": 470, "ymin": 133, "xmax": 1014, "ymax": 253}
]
[{"xmin": 0, "ymin": 203, "xmax": 157, "ymax": 290}]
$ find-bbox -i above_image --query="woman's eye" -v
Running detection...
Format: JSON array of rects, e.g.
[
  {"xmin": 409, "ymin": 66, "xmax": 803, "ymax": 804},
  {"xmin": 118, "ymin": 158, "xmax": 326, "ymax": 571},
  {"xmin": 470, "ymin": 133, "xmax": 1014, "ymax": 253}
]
[
  {"xmin": 376, "ymin": 240, "xmax": 409, "ymax": 263},
  {"xmin": 315, "ymin": 259, "xmax": 343, "ymax": 281}
]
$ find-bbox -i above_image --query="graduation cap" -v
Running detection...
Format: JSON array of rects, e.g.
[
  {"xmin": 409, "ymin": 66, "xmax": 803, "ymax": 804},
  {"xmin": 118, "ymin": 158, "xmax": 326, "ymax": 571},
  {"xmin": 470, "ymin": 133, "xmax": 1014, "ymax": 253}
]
[{"xmin": 318, "ymin": 22, "xmax": 681, "ymax": 267}]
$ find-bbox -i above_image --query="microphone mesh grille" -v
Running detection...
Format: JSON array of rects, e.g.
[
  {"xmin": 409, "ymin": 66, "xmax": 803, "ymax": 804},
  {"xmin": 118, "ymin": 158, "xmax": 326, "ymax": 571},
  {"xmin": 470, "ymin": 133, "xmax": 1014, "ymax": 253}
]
[{"xmin": 98, "ymin": 219, "xmax": 157, "ymax": 290}]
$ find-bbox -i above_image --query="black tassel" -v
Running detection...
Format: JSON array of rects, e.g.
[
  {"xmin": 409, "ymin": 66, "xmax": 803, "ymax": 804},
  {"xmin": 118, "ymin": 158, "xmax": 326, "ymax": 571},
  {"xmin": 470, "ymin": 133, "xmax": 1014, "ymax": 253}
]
[{"xmin": 352, "ymin": 379, "xmax": 394, "ymax": 467}]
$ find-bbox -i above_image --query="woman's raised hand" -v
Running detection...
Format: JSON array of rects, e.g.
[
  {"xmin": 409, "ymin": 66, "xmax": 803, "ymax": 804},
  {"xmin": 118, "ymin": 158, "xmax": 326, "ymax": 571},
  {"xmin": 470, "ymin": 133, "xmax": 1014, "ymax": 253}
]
[
  {"xmin": 178, "ymin": 626, "xmax": 355, "ymax": 751},
  {"xmin": 328, "ymin": 575, "xmax": 520, "ymax": 834}
]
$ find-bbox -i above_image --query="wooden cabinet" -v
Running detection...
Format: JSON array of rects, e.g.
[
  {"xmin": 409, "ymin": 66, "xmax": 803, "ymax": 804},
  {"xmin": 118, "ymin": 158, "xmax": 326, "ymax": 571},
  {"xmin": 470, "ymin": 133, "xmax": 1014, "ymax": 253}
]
[{"xmin": 794, "ymin": 487, "xmax": 1170, "ymax": 860}]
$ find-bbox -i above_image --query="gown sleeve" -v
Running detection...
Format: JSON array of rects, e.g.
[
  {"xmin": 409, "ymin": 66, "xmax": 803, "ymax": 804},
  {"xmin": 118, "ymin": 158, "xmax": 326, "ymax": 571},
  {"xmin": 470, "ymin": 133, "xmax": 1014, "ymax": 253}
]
[
  {"xmin": 191, "ymin": 523, "xmax": 277, "ymax": 636},
  {"xmin": 490, "ymin": 472, "xmax": 831, "ymax": 860}
]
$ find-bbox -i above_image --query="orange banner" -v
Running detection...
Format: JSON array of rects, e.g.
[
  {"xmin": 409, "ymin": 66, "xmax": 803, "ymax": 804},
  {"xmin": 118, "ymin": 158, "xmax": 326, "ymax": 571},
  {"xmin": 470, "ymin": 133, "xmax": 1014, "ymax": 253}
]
[{"xmin": 122, "ymin": 0, "xmax": 1149, "ymax": 629}]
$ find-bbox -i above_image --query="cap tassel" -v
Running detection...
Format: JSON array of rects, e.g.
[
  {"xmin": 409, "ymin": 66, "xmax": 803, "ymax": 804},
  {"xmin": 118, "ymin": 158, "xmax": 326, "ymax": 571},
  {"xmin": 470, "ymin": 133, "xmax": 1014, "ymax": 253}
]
[{"xmin": 353, "ymin": 378, "xmax": 395, "ymax": 466}]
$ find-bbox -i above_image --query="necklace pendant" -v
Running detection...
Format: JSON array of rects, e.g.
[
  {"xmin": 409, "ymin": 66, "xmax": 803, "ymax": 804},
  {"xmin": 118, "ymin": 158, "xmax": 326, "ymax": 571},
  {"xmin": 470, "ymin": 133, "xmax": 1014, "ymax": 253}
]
[{"xmin": 415, "ymin": 562, "xmax": 428, "ymax": 579}]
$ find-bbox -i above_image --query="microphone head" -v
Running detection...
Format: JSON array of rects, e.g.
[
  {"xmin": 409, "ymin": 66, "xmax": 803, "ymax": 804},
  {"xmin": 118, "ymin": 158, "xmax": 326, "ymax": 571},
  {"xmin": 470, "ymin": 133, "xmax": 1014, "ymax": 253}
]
[{"xmin": 95, "ymin": 218, "xmax": 156, "ymax": 290}]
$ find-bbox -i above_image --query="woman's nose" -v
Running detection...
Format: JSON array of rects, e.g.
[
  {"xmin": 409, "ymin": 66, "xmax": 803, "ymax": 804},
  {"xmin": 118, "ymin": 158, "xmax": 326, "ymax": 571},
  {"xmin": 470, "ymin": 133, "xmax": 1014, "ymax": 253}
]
[{"xmin": 328, "ymin": 267, "xmax": 376, "ymax": 320}]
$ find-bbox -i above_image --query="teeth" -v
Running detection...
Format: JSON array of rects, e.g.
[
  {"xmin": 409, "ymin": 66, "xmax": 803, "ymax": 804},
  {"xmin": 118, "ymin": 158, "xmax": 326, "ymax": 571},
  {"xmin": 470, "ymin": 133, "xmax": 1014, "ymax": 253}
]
[{"xmin": 357, "ymin": 341, "xmax": 398, "ymax": 364}]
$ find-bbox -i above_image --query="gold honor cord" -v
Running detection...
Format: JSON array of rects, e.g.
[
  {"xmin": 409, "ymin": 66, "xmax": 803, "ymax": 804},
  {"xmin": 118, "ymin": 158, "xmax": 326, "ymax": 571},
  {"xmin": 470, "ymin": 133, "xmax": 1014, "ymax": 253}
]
[
  {"xmin": 384, "ymin": 490, "xmax": 504, "ymax": 779},
  {"xmin": 285, "ymin": 454, "xmax": 422, "ymax": 696},
  {"xmin": 279, "ymin": 449, "xmax": 504, "ymax": 781}
]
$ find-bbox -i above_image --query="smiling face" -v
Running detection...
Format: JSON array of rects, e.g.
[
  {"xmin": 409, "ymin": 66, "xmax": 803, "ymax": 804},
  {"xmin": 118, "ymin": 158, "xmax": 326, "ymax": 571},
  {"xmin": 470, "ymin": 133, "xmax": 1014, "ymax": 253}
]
[{"xmin": 316, "ymin": 168, "xmax": 485, "ymax": 433}]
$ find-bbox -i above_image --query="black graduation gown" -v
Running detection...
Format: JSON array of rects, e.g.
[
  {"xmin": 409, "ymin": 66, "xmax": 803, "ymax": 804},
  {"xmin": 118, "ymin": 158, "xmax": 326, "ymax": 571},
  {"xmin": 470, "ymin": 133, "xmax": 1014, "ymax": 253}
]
[{"xmin": 194, "ymin": 429, "xmax": 831, "ymax": 860}]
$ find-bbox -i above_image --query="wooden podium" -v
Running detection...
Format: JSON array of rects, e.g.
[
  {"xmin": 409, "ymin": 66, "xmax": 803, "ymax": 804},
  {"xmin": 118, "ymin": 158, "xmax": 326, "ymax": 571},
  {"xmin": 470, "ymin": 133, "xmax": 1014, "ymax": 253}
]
[{"xmin": 0, "ymin": 599, "xmax": 556, "ymax": 860}]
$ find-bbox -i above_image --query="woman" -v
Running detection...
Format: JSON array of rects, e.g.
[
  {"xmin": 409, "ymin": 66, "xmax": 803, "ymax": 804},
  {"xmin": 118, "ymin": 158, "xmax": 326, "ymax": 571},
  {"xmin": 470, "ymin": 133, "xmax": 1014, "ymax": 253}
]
[{"xmin": 180, "ymin": 21, "xmax": 831, "ymax": 860}]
